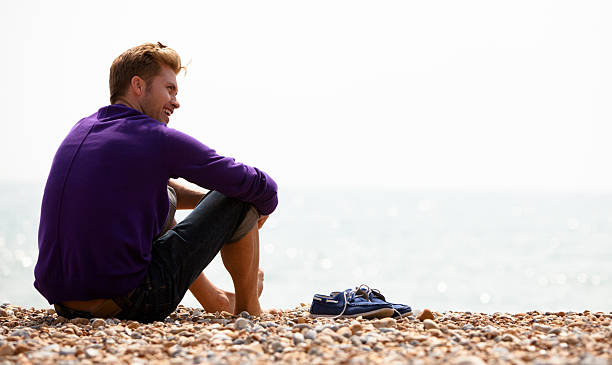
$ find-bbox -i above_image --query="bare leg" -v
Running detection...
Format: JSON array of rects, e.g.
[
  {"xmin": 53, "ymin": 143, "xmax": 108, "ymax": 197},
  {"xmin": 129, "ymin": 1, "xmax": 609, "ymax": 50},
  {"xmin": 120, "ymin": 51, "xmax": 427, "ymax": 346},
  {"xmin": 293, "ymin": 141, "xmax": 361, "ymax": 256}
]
[
  {"xmin": 189, "ymin": 269, "xmax": 264, "ymax": 313},
  {"xmin": 220, "ymin": 224, "xmax": 262, "ymax": 315}
]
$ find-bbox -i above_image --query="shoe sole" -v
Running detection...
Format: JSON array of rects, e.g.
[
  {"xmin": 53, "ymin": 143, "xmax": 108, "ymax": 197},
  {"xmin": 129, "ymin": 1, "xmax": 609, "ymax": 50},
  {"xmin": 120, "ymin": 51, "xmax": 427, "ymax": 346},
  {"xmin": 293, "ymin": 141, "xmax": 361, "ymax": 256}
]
[
  {"xmin": 309, "ymin": 307, "xmax": 394, "ymax": 319},
  {"xmin": 392, "ymin": 310, "xmax": 412, "ymax": 318}
]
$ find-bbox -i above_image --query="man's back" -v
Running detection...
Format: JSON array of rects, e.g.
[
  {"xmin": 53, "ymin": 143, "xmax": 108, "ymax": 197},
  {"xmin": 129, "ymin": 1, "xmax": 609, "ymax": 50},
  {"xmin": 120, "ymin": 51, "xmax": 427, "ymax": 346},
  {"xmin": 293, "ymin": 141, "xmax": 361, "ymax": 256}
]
[
  {"xmin": 35, "ymin": 105, "xmax": 174, "ymax": 303},
  {"xmin": 35, "ymin": 104, "xmax": 278, "ymax": 304}
]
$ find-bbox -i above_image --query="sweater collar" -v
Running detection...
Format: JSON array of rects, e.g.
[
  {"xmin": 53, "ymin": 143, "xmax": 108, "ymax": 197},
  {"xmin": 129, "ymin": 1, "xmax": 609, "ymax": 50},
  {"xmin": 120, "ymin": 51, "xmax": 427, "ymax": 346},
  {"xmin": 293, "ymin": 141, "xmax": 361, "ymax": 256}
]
[{"xmin": 97, "ymin": 103, "xmax": 143, "ymax": 120}]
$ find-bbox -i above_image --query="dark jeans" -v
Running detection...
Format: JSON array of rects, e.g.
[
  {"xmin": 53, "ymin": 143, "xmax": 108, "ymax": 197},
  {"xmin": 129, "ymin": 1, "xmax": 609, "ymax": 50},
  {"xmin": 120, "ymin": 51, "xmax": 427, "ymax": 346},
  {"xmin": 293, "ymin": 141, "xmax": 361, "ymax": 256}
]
[{"xmin": 56, "ymin": 191, "xmax": 255, "ymax": 323}]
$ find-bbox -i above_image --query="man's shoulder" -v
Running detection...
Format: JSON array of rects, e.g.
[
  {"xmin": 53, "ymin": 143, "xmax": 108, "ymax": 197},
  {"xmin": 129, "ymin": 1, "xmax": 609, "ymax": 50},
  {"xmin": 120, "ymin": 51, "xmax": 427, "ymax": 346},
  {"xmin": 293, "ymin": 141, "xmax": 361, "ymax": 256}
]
[
  {"xmin": 95, "ymin": 104, "xmax": 151, "ymax": 124},
  {"xmin": 89, "ymin": 104, "xmax": 172, "ymax": 136}
]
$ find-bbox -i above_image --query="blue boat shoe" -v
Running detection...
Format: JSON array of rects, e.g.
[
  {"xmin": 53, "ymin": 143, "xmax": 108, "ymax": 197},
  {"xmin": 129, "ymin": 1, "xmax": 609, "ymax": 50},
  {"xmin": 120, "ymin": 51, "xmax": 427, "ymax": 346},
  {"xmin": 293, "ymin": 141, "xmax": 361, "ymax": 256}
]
[
  {"xmin": 310, "ymin": 288, "xmax": 394, "ymax": 319},
  {"xmin": 329, "ymin": 285, "xmax": 412, "ymax": 319}
]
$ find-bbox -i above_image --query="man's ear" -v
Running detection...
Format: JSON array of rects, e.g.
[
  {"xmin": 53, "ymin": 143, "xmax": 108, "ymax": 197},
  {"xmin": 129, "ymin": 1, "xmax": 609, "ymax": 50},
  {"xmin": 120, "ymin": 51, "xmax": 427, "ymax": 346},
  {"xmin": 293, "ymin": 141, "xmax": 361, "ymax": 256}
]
[{"xmin": 130, "ymin": 76, "xmax": 146, "ymax": 97}]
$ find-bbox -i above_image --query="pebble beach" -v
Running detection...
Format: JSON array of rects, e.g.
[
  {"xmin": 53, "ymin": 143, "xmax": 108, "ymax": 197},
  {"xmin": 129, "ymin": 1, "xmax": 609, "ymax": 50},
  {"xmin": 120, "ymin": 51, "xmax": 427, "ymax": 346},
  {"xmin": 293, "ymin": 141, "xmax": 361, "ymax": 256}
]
[{"xmin": 0, "ymin": 304, "xmax": 611, "ymax": 364}]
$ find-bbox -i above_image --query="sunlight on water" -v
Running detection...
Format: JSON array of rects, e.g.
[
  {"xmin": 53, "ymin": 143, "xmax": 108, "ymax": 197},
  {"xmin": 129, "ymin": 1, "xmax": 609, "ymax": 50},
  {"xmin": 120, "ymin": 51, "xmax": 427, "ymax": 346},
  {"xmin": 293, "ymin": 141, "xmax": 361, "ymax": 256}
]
[
  {"xmin": 351, "ymin": 267, "xmax": 364, "ymax": 279},
  {"xmin": 511, "ymin": 206, "xmax": 523, "ymax": 217},
  {"xmin": 319, "ymin": 258, "xmax": 333, "ymax": 270},
  {"xmin": 15, "ymin": 233, "xmax": 26, "ymax": 246},
  {"xmin": 386, "ymin": 206, "xmax": 399, "ymax": 218},
  {"xmin": 264, "ymin": 243, "xmax": 275, "ymax": 254},
  {"xmin": 552, "ymin": 273, "xmax": 567, "ymax": 285},
  {"xmin": 285, "ymin": 247, "xmax": 297, "ymax": 259},
  {"xmin": 1, "ymin": 186, "xmax": 611, "ymax": 312},
  {"xmin": 417, "ymin": 199, "xmax": 435, "ymax": 212}
]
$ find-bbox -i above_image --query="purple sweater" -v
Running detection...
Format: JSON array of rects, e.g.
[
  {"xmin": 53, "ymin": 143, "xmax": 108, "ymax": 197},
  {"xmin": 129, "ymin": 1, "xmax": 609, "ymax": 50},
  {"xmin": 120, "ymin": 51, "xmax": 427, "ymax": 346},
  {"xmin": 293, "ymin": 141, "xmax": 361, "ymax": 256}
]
[{"xmin": 34, "ymin": 104, "xmax": 278, "ymax": 304}]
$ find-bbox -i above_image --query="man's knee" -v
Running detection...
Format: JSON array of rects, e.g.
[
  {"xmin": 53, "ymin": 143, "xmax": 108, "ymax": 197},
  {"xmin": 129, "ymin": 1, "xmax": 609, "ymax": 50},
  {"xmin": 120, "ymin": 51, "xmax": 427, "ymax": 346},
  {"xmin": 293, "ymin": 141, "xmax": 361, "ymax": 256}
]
[{"xmin": 228, "ymin": 205, "xmax": 260, "ymax": 243}]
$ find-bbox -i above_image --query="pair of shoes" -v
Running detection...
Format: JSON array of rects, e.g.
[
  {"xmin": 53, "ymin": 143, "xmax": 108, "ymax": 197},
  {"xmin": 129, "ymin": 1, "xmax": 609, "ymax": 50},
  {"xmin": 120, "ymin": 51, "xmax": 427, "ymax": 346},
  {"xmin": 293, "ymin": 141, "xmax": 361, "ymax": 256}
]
[{"xmin": 310, "ymin": 284, "xmax": 411, "ymax": 319}]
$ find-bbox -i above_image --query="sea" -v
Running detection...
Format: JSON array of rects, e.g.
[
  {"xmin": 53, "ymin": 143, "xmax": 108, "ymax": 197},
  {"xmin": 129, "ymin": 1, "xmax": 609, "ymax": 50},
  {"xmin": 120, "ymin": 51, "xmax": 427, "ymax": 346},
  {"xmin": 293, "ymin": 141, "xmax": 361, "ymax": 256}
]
[{"xmin": 1, "ymin": 182, "xmax": 611, "ymax": 314}]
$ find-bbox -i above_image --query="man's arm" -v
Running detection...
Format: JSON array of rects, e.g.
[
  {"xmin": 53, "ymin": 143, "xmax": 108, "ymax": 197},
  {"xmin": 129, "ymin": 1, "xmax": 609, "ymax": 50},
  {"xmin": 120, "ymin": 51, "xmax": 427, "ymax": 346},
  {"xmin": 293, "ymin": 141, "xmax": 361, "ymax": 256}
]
[
  {"xmin": 163, "ymin": 128, "xmax": 278, "ymax": 216},
  {"xmin": 168, "ymin": 179, "xmax": 207, "ymax": 210}
]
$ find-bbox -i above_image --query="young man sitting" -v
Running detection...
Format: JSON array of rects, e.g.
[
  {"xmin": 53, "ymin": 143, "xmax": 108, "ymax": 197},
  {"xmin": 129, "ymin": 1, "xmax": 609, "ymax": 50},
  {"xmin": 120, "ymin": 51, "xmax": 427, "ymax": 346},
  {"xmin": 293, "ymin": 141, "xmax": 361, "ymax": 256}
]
[{"xmin": 34, "ymin": 42, "xmax": 278, "ymax": 322}]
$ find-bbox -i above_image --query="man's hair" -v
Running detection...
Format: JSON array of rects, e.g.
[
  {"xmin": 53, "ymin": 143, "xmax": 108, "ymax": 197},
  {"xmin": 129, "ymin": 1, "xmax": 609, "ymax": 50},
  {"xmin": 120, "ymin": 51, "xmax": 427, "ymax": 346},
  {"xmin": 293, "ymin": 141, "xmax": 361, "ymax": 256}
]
[{"xmin": 109, "ymin": 42, "xmax": 182, "ymax": 104}]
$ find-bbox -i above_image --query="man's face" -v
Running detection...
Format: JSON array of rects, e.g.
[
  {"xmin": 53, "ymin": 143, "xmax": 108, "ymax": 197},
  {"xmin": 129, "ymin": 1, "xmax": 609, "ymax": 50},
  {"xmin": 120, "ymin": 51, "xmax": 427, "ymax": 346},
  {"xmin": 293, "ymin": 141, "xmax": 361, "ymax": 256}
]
[{"xmin": 140, "ymin": 65, "xmax": 180, "ymax": 125}]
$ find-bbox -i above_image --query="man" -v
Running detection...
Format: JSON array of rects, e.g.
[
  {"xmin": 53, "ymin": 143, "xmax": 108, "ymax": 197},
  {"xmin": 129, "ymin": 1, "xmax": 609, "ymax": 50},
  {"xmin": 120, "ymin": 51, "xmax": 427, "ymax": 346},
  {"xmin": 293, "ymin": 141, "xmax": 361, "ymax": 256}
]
[{"xmin": 34, "ymin": 42, "xmax": 277, "ymax": 322}]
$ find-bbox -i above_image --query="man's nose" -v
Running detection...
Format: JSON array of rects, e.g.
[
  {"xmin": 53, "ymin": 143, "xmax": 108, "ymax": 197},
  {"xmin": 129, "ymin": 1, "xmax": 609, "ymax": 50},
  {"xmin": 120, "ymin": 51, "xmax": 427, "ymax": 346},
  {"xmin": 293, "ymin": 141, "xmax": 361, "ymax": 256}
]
[{"xmin": 172, "ymin": 98, "xmax": 180, "ymax": 109}]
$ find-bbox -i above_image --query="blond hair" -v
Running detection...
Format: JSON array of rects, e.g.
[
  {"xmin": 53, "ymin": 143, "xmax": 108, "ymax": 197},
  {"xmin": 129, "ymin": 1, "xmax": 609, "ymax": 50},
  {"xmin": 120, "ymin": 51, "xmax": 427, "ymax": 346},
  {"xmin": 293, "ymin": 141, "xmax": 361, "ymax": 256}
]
[{"xmin": 109, "ymin": 42, "xmax": 182, "ymax": 104}]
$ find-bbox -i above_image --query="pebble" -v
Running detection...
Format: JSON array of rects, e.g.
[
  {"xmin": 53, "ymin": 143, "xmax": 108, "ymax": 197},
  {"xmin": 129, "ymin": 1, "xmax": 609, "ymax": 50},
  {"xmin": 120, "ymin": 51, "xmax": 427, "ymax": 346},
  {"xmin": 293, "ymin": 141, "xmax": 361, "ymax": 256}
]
[
  {"xmin": 502, "ymin": 333, "xmax": 518, "ymax": 342},
  {"xmin": 452, "ymin": 356, "xmax": 487, "ymax": 365},
  {"xmin": 372, "ymin": 318, "xmax": 396, "ymax": 328},
  {"xmin": 318, "ymin": 334, "xmax": 334, "ymax": 345},
  {"xmin": 167, "ymin": 344, "xmax": 182, "ymax": 357},
  {"xmin": 210, "ymin": 333, "xmax": 232, "ymax": 343},
  {"xmin": 350, "ymin": 322, "xmax": 363, "ymax": 334},
  {"xmin": 363, "ymin": 334, "xmax": 377, "ymax": 346},
  {"xmin": 304, "ymin": 329, "xmax": 317, "ymax": 340},
  {"xmin": 0, "ymin": 344, "xmax": 15, "ymax": 356},
  {"xmin": 483, "ymin": 325, "xmax": 500, "ymax": 338},
  {"xmin": 292, "ymin": 332, "xmax": 304, "ymax": 345},
  {"xmin": 70, "ymin": 317, "xmax": 89, "ymax": 325},
  {"xmin": 417, "ymin": 308, "xmax": 435, "ymax": 321},
  {"xmin": 59, "ymin": 346, "xmax": 77, "ymax": 355},
  {"xmin": 0, "ymin": 304, "xmax": 608, "ymax": 364},
  {"xmin": 428, "ymin": 329, "xmax": 443, "ymax": 337},
  {"xmin": 534, "ymin": 323, "xmax": 552, "ymax": 333},
  {"xmin": 293, "ymin": 323, "xmax": 311, "ymax": 330},
  {"xmin": 30, "ymin": 350, "xmax": 55, "ymax": 359},
  {"xmin": 42, "ymin": 343, "xmax": 59, "ymax": 352},
  {"xmin": 85, "ymin": 348, "xmax": 100, "ymax": 358},
  {"xmin": 234, "ymin": 317, "xmax": 250, "ymax": 330},
  {"xmin": 270, "ymin": 341, "xmax": 284, "ymax": 352},
  {"xmin": 0, "ymin": 309, "xmax": 14, "ymax": 317},
  {"xmin": 10, "ymin": 329, "xmax": 29, "ymax": 338},
  {"xmin": 92, "ymin": 318, "xmax": 106, "ymax": 328},
  {"xmin": 337, "ymin": 326, "xmax": 352, "ymax": 338},
  {"xmin": 423, "ymin": 319, "xmax": 439, "ymax": 330}
]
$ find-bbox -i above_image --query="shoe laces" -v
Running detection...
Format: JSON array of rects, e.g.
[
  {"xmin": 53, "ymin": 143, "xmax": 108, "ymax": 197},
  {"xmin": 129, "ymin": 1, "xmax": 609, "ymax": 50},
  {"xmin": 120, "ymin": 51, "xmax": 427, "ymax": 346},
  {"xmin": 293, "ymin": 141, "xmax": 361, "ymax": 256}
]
[
  {"xmin": 332, "ymin": 287, "xmax": 367, "ymax": 319},
  {"xmin": 355, "ymin": 284, "xmax": 384, "ymax": 300},
  {"xmin": 355, "ymin": 284, "xmax": 407, "ymax": 319}
]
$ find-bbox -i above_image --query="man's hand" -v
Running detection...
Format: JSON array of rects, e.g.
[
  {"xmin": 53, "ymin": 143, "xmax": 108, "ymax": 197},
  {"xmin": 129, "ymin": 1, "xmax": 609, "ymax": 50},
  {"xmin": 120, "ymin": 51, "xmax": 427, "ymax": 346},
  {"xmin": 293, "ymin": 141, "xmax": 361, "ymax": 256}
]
[
  {"xmin": 257, "ymin": 215, "xmax": 269, "ymax": 229},
  {"xmin": 169, "ymin": 179, "xmax": 206, "ymax": 210}
]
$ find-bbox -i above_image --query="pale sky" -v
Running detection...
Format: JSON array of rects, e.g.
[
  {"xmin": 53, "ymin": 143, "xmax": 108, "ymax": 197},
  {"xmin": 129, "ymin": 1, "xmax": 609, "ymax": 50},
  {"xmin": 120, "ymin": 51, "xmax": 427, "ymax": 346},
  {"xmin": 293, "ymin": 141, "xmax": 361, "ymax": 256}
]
[{"xmin": 1, "ymin": 0, "xmax": 611, "ymax": 192}]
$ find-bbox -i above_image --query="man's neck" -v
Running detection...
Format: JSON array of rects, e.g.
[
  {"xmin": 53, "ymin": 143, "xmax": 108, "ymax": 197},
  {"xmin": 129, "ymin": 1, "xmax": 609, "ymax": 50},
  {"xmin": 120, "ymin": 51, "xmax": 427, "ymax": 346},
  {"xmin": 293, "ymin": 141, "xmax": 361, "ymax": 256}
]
[{"xmin": 113, "ymin": 98, "xmax": 143, "ymax": 114}]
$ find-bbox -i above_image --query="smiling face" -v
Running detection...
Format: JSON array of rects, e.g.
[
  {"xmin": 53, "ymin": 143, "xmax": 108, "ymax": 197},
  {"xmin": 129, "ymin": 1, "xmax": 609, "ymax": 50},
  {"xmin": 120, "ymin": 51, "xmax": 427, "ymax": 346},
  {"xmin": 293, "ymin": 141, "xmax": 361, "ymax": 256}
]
[{"xmin": 140, "ymin": 64, "xmax": 180, "ymax": 124}]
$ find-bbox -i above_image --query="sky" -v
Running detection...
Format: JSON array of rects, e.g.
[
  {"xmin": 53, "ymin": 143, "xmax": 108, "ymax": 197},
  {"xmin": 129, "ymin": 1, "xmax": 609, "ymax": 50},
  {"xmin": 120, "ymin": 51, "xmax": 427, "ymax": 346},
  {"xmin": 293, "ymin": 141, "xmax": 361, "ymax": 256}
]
[{"xmin": 1, "ymin": 0, "xmax": 611, "ymax": 192}]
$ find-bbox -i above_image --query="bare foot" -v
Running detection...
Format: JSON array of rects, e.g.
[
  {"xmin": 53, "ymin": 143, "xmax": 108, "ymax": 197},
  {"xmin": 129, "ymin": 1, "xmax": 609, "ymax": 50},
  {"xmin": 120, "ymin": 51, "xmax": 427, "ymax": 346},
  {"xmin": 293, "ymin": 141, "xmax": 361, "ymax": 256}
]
[{"xmin": 223, "ymin": 268, "xmax": 264, "ymax": 312}]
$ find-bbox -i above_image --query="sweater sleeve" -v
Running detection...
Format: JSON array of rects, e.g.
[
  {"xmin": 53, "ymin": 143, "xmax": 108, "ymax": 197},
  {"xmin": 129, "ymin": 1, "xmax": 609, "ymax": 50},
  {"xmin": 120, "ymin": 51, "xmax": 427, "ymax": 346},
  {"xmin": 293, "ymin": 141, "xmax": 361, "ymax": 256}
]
[{"xmin": 163, "ymin": 127, "xmax": 278, "ymax": 215}]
